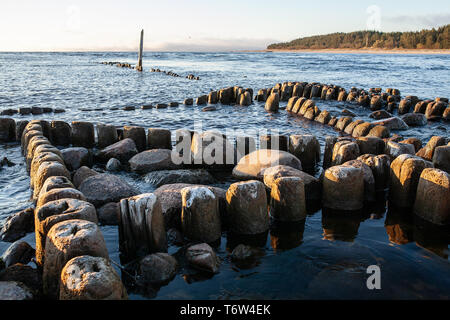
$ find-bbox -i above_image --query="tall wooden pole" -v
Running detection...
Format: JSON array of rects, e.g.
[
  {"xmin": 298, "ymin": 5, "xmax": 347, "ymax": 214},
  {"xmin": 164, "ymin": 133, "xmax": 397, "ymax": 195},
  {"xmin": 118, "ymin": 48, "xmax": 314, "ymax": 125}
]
[{"xmin": 137, "ymin": 29, "xmax": 144, "ymax": 71}]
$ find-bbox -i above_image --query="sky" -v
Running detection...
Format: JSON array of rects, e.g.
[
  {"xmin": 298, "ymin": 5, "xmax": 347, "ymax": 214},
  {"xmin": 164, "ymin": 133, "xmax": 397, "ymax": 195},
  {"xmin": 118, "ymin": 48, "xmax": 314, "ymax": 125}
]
[{"xmin": 0, "ymin": 0, "xmax": 449, "ymax": 51}]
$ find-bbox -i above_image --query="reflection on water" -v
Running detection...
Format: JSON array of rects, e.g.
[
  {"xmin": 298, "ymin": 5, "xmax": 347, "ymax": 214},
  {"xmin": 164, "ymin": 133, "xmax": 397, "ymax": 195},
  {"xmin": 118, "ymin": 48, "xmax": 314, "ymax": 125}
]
[
  {"xmin": 270, "ymin": 220, "xmax": 305, "ymax": 251},
  {"xmin": 322, "ymin": 208, "xmax": 364, "ymax": 242}
]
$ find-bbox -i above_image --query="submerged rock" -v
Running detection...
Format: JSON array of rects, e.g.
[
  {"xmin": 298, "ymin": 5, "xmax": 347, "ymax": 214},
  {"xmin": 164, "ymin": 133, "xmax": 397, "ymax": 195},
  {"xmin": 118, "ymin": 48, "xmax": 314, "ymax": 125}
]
[
  {"xmin": 186, "ymin": 243, "xmax": 220, "ymax": 274},
  {"xmin": 96, "ymin": 138, "xmax": 138, "ymax": 164},
  {"xmin": 0, "ymin": 208, "xmax": 34, "ymax": 242},
  {"xmin": 129, "ymin": 149, "xmax": 179, "ymax": 173},
  {"xmin": 144, "ymin": 169, "xmax": 215, "ymax": 187},
  {"xmin": 138, "ymin": 253, "xmax": 178, "ymax": 284},
  {"xmin": 372, "ymin": 117, "xmax": 409, "ymax": 130}
]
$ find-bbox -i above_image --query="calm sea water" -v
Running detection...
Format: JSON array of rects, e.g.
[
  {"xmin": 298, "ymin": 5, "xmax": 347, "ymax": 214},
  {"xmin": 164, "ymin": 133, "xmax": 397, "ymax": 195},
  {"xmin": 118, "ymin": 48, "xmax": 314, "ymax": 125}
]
[{"xmin": 0, "ymin": 52, "xmax": 449, "ymax": 299}]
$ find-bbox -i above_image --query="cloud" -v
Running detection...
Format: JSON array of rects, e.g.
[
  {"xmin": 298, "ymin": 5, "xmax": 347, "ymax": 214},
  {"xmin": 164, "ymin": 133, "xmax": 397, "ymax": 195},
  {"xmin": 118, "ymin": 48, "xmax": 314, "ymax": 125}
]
[{"xmin": 382, "ymin": 13, "xmax": 450, "ymax": 30}]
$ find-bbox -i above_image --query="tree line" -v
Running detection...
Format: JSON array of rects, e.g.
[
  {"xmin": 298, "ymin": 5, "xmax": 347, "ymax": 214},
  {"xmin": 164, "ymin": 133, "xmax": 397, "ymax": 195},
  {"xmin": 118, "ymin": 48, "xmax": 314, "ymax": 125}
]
[{"xmin": 267, "ymin": 24, "xmax": 449, "ymax": 50}]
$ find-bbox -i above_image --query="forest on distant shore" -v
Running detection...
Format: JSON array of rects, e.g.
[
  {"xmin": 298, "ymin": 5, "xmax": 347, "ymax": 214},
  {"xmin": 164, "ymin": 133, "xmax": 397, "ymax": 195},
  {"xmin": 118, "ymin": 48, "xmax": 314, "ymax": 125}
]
[{"xmin": 267, "ymin": 24, "xmax": 449, "ymax": 50}]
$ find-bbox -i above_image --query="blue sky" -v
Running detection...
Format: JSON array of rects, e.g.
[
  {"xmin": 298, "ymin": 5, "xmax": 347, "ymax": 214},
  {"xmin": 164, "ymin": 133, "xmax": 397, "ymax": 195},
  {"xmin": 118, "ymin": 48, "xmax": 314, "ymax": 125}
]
[{"xmin": 0, "ymin": 0, "xmax": 449, "ymax": 51}]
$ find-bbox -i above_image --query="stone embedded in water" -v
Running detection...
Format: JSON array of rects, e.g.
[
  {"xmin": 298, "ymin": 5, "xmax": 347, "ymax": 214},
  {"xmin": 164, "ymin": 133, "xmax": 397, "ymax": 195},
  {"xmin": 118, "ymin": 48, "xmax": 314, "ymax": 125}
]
[
  {"xmin": 286, "ymin": 96, "xmax": 299, "ymax": 112},
  {"xmin": 39, "ymin": 175, "xmax": 74, "ymax": 195},
  {"xmin": 366, "ymin": 125, "xmax": 390, "ymax": 139},
  {"xmin": 323, "ymin": 165, "xmax": 365, "ymax": 211},
  {"xmin": 425, "ymin": 101, "xmax": 447, "ymax": 120},
  {"xmin": 34, "ymin": 199, "xmax": 98, "ymax": 267},
  {"xmin": 232, "ymin": 149, "xmax": 302, "ymax": 180},
  {"xmin": 270, "ymin": 177, "xmax": 306, "ymax": 222},
  {"xmin": 147, "ymin": 128, "xmax": 172, "ymax": 150},
  {"xmin": 432, "ymin": 145, "xmax": 450, "ymax": 173},
  {"xmin": 389, "ymin": 154, "xmax": 433, "ymax": 208},
  {"xmin": 288, "ymin": 134, "xmax": 320, "ymax": 171},
  {"xmin": 36, "ymin": 187, "xmax": 86, "ymax": 209},
  {"xmin": 342, "ymin": 160, "xmax": 376, "ymax": 202},
  {"xmin": 0, "ymin": 118, "xmax": 16, "ymax": 142},
  {"xmin": 61, "ymin": 147, "xmax": 92, "ymax": 171},
  {"xmin": 129, "ymin": 149, "xmax": 179, "ymax": 173},
  {"xmin": 185, "ymin": 243, "xmax": 220, "ymax": 274},
  {"xmin": 60, "ymin": 255, "xmax": 127, "ymax": 300},
  {"xmin": 97, "ymin": 202, "xmax": 119, "ymax": 226},
  {"xmin": 79, "ymin": 173, "xmax": 138, "ymax": 207},
  {"xmin": 385, "ymin": 141, "xmax": 415, "ymax": 161},
  {"xmin": 358, "ymin": 154, "xmax": 391, "ymax": 191},
  {"xmin": 123, "ymin": 126, "xmax": 147, "ymax": 152},
  {"xmin": 43, "ymin": 219, "xmax": 109, "ymax": 299},
  {"xmin": 356, "ymin": 137, "xmax": 385, "ymax": 155},
  {"xmin": 372, "ymin": 117, "xmax": 409, "ymax": 130},
  {"xmin": 315, "ymin": 110, "xmax": 331, "ymax": 124},
  {"xmin": 416, "ymin": 136, "xmax": 446, "ymax": 161},
  {"xmin": 106, "ymin": 158, "xmax": 121, "ymax": 171},
  {"xmin": 370, "ymin": 110, "xmax": 392, "ymax": 120},
  {"xmin": 96, "ymin": 123, "xmax": 119, "ymax": 149},
  {"xmin": 0, "ymin": 264, "xmax": 42, "ymax": 296},
  {"xmin": 180, "ymin": 186, "xmax": 221, "ymax": 243},
  {"xmin": 190, "ymin": 131, "xmax": 236, "ymax": 166},
  {"xmin": 400, "ymin": 138, "xmax": 422, "ymax": 153},
  {"xmin": 73, "ymin": 166, "xmax": 98, "ymax": 189},
  {"xmin": 265, "ymin": 93, "xmax": 279, "ymax": 112},
  {"xmin": 344, "ymin": 120, "xmax": 364, "ymax": 135},
  {"xmin": 119, "ymin": 193, "xmax": 167, "ymax": 261},
  {"xmin": 71, "ymin": 121, "xmax": 95, "ymax": 148},
  {"xmin": 352, "ymin": 122, "xmax": 374, "ymax": 138},
  {"xmin": 138, "ymin": 253, "xmax": 178, "ymax": 284},
  {"xmin": 33, "ymin": 161, "xmax": 71, "ymax": 199},
  {"xmin": 196, "ymin": 95, "xmax": 207, "ymax": 105},
  {"xmin": 226, "ymin": 180, "xmax": 268, "ymax": 235},
  {"xmin": 335, "ymin": 117, "xmax": 353, "ymax": 131},
  {"xmin": 413, "ymin": 169, "xmax": 450, "ymax": 225},
  {"xmin": 259, "ymin": 134, "xmax": 289, "ymax": 152},
  {"xmin": 96, "ymin": 138, "xmax": 138, "ymax": 164},
  {"xmin": 0, "ymin": 208, "xmax": 34, "ymax": 242},
  {"xmin": 331, "ymin": 140, "xmax": 360, "ymax": 166},
  {"xmin": 401, "ymin": 113, "xmax": 427, "ymax": 126}
]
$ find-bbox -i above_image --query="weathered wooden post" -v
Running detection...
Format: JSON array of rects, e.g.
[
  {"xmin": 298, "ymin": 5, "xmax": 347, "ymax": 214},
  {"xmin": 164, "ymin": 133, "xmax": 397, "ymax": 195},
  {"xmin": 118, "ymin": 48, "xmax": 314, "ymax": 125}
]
[{"xmin": 137, "ymin": 29, "xmax": 144, "ymax": 71}]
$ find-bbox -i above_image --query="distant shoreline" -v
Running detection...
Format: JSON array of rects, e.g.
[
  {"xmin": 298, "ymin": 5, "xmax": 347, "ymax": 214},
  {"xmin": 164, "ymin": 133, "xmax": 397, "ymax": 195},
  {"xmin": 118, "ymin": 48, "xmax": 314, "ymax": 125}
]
[{"xmin": 256, "ymin": 48, "xmax": 450, "ymax": 55}]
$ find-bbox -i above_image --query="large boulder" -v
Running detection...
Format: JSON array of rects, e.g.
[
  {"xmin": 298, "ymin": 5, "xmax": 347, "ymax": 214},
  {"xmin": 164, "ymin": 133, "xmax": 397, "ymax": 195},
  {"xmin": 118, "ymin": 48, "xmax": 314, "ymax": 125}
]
[
  {"xmin": 97, "ymin": 202, "xmax": 119, "ymax": 226},
  {"xmin": 32, "ymin": 161, "xmax": 71, "ymax": 199},
  {"xmin": 185, "ymin": 243, "xmax": 220, "ymax": 273},
  {"xmin": 73, "ymin": 166, "xmax": 98, "ymax": 189},
  {"xmin": 432, "ymin": 145, "xmax": 450, "ymax": 173},
  {"xmin": 96, "ymin": 138, "xmax": 138, "ymax": 164},
  {"xmin": 144, "ymin": 169, "xmax": 215, "ymax": 187},
  {"xmin": 0, "ymin": 208, "xmax": 34, "ymax": 242},
  {"xmin": 342, "ymin": 160, "xmax": 376, "ymax": 202},
  {"xmin": 43, "ymin": 220, "xmax": 108, "ymax": 299},
  {"xmin": 413, "ymin": 168, "xmax": 450, "ymax": 225},
  {"xmin": 288, "ymin": 135, "xmax": 320, "ymax": 171},
  {"xmin": 323, "ymin": 165, "xmax": 364, "ymax": 211},
  {"xmin": 0, "ymin": 264, "xmax": 42, "ymax": 297},
  {"xmin": 79, "ymin": 173, "xmax": 138, "ymax": 208},
  {"xmin": 385, "ymin": 141, "xmax": 415, "ymax": 160},
  {"xmin": 96, "ymin": 123, "xmax": 118, "ymax": 149},
  {"xmin": 36, "ymin": 187, "xmax": 86, "ymax": 209},
  {"xmin": 190, "ymin": 131, "xmax": 237, "ymax": 166},
  {"xmin": 118, "ymin": 194, "xmax": 167, "ymax": 261},
  {"xmin": 123, "ymin": 126, "xmax": 146, "ymax": 152},
  {"xmin": 1, "ymin": 241, "xmax": 35, "ymax": 268},
  {"xmin": 416, "ymin": 136, "xmax": 447, "ymax": 161},
  {"xmin": 389, "ymin": 154, "xmax": 433, "ymax": 208},
  {"xmin": 401, "ymin": 113, "xmax": 427, "ymax": 126},
  {"xmin": 71, "ymin": 121, "xmax": 95, "ymax": 148},
  {"xmin": 129, "ymin": 149, "xmax": 179, "ymax": 173},
  {"xmin": 262, "ymin": 165, "xmax": 321, "ymax": 201},
  {"xmin": 0, "ymin": 118, "xmax": 16, "ymax": 142},
  {"xmin": 60, "ymin": 255, "xmax": 127, "ymax": 300},
  {"xmin": 425, "ymin": 101, "xmax": 447, "ymax": 120},
  {"xmin": 358, "ymin": 154, "xmax": 391, "ymax": 191},
  {"xmin": 226, "ymin": 180, "xmax": 269, "ymax": 235},
  {"xmin": 265, "ymin": 93, "xmax": 279, "ymax": 112},
  {"xmin": 181, "ymin": 187, "xmax": 221, "ymax": 243},
  {"xmin": 147, "ymin": 128, "xmax": 172, "ymax": 150},
  {"xmin": 138, "ymin": 253, "xmax": 177, "ymax": 284},
  {"xmin": 331, "ymin": 140, "xmax": 360, "ymax": 166},
  {"xmin": 232, "ymin": 149, "xmax": 302, "ymax": 180}
]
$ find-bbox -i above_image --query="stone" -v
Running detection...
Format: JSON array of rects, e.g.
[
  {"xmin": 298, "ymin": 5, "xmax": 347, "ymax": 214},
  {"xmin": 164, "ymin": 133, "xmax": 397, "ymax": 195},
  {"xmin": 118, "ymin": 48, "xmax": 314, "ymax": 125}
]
[
  {"xmin": 71, "ymin": 121, "xmax": 95, "ymax": 148},
  {"xmin": 298, "ymin": 99, "xmax": 315, "ymax": 116},
  {"xmin": 239, "ymin": 91, "xmax": 252, "ymax": 106},
  {"xmin": 352, "ymin": 122, "xmax": 374, "ymax": 138},
  {"xmin": 196, "ymin": 95, "xmax": 208, "ymax": 105},
  {"xmin": 34, "ymin": 199, "xmax": 98, "ymax": 267},
  {"xmin": 147, "ymin": 128, "xmax": 172, "ymax": 150},
  {"xmin": 73, "ymin": 166, "xmax": 98, "ymax": 188},
  {"xmin": 0, "ymin": 281, "xmax": 33, "ymax": 300},
  {"xmin": 60, "ymin": 255, "xmax": 127, "ymax": 300},
  {"xmin": 36, "ymin": 188, "xmax": 86, "ymax": 209},
  {"xmin": 0, "ymin": 209, "xmax": 34, "ymax": 242},
  {"xmin": 0, "ymin": 264, "xmax": 42, "ymax": 296},
  {"xmin": 226, "ymin": 180, "xmax": 268, "ymax": 235},
  {"xmin": 335, "ymin": 117, "xmax": 353, "ymax": 131},
  {"xmin": 432, "ymin": 145, "xmax": 450, "ymax": 173},
  {"xmin": 292, "ymin": 97, "xmax": 306, "ymax": 113},
  {"xmin": 270, "ymin": 177, "xmax": 306, "ymax": 222},
  {"xmin": 181, "ymin": 187, "xmax": 221, "ymax": 243},
  {"xmin": 315, "ymin": 110, "xmax": 331, "ymax": 124},
  {"xmin": 0, "ymin": 118, "xmax": 16, "ymax": 142},
  {"xmin": 138, "ymin": 253, "xmax": 177, "ymax": 284},
  {"xmin": 1, "ymin": 241, "xmax": 35, "ymax": 268},
  {"xmin": 401, "ymin": 113, "xmax": 427, "ymax": 126},
  {"xmin": 190, "ymin": 131, "xmax": 236, "ymax": 166},
  {"xmin": 400, "ymin": 138, "xmax": 422, "ymax": 153},
  {"xmin": 123, "ymin": 126, "xmax": 146, "ymax": 152},
  {"xmin": 370, "ymin": 95, "xmax": 383, "ymax": 111},
  {"xmin": 184, "ymin": 98, "xmax": 193, "ymax": 105},
  {"xmin": 286, "ymin": 97, "xmax": 299, "ymax": 112},
  {"xmin": 344, "ymin": 120, "xmax": 364, "ymax": 135},
  {"xmin": 169, "ymin": 102, "xmax": 179, "ymax": 108},
  {"xmin": 288, "ymin": 135, "xmax": 320, "ymax": 171},
  {"xmin": 259, "ymin": 134, "xmax": 288, "ymax": 152},
  {"xmin": 261, "ymin": 165, "xmax": 321, "ymax": 201},
  {"xmin": 96, "ymin": 123, "xmax": 119, "ymax": 149},
  {"xmin": 416, "ymin": 136, "xmax": 447, "ymax": 161},
  {"xmin": 265, "ymin": 93, "xmax": 279, "ymax": 112},
  {"xmin": 61, "ymin": 147, "xmax": 91, "ymax": 171},
  {"xmin": 15, "ymin": 120, "xmax": 28, "ymax": 141},
  {"xmin": 79, "ymin": 173, "xmax": 138, "ymax": 208},
  {"xmin": 39, "ymin": 176, "xmax": 74, "ymax": 196},
  {"xmin": 342, "ymin": 109, "xmax": 356, "ymax": 117},
  {"xmin": 232, "ymin": 149, "xmax": 302, "ymax": 180},
  {"xmin": 328, "ymin": 116, "xmax": 338, "ymax": 127},
  {"xmin": 442, "ymin": 107, "xmax": 450, "ymax": 121},
  {"xmin": 119, "ymin": 194, "xmax": 167, "ymax": 261},
  {"xmin": 144, "ymin": 169, "xmax": 215, "ymax": 187},
  {"xmin": 385, "ymin": 141, "xmax": 415, "ymax": 160},
  {"xmin": 398, "ymin": 99, "xmax": 412, "ymax": 115},
  {"xmin": 366, "ymin": 125, "xmax": 390, "ymax": 139},
  {"xmin": 331, "ymin": 140, "xmax": 360, "ymax": 166},
  {"xmin": 323, "ymin": 165, "xmax": 365, "ymax": 211},
  {"xmin": 97, "ymin": 202, "xmax": 119, "ymax": 225},
  {"xmin": 370, "ymin": 110, "xmax": 392, "ymax": 120},
  {"xmin": 129, "ymin": 149, "xmax": 178, "ymax": 173},
  {"xmin": 155, "ymin": 103, "xmax": 168, "ymax": 109},
  {"xmin": 356, "ymin": 137, "xmax": 385, "ymax": 155},
  {"xmin": 153, "ymin": 183, "xmax": 226, "ymax": 230},
  {"xmin": 389, "ymin": 154, "xmax": 434, "ymax": 208},
  {"xmin": 413, "ymin": 169, "xmax": 450, "ymax": 225},
  {"xmin": 186, "ymin": 243, "xmax": 220, "ymax": 273},
  {"xmin": 425, "ymin": 101, "xmax": 447, "ymax": 120},
  {"xmin": 106, "ymin": 158, "xmax": 121, "ymax": 171},
  {"xmin": 343, "ymin": 160, "xmax": 376, "ymax": 202},
  {"xmin": 323, "ymin": 136, "xmax": 337, "ymax": 169},
  {"xmin": 96, "ymin": 138, "xmax": 138, "ymax": 164},
  {"xmin": 33, "ymin": 161, "xmax": 71, "ymax": 199},
  {"xmin": 372, "ymin": 117, "xmax": 409, "ymax": 130},
  {"xmin": 43, "ymin": 219, "xmax": 108, "ymax": 298},
  {"xmin": 208, "ymin": 91, "xmax": 218, "ymax": 104},
  {"xmin": 414, "ymin": 101, "xmax": 429, "ymax": 114},
  {"xmin": 231, "ymin": 244, "xmax": 262, "ymax": 261}
]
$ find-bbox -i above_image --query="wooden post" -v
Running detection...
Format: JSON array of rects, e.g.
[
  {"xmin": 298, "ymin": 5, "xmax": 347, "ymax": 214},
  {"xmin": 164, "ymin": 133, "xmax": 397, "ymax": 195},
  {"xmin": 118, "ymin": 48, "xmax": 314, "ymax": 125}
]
[{"xmin": 137, "ymin": 29, "xmax": 144, "ymax": 71}]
